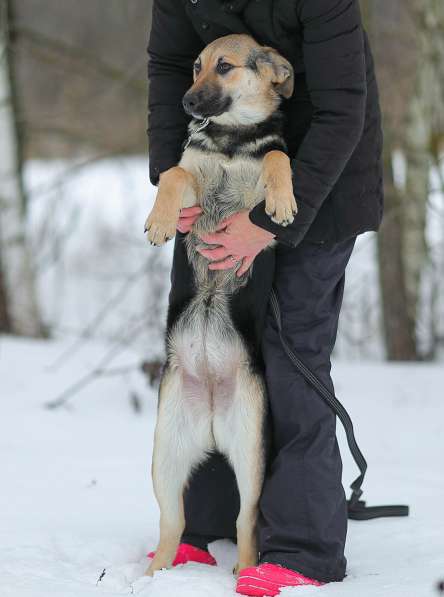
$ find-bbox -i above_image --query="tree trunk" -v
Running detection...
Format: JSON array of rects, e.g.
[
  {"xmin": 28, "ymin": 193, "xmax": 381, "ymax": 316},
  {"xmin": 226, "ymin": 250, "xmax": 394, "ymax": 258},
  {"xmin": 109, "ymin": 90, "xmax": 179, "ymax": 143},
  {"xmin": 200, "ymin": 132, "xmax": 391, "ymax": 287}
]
[
  {"xmin": 0, "ymin": 260, "xmax": 12, "ymax": 332},
  {"xmin": 377, "ymin": 143, "xmax": 418, "ymax": 360},
  {"xmin": 367, "ymin": 0, "xmax": 440, "ymax": 360},
  {"xmin": 402, "ymin": 82, "xmax": 432, "ymax": 355},
  {"xmin": 0, "ymin": 0, "xmax": 43, "ymax": 336},
  {"xmin": 415, "ymin": 0, "xmax": 444, "ymax": 356}
]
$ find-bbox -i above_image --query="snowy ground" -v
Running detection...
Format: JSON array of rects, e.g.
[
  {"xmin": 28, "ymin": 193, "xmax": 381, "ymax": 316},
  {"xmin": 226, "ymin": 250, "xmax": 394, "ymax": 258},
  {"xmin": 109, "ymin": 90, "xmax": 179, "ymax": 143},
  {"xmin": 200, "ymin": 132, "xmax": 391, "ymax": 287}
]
[{"xmin": 1, "ymin": 336, "xmax": 443, "ymax": 597}]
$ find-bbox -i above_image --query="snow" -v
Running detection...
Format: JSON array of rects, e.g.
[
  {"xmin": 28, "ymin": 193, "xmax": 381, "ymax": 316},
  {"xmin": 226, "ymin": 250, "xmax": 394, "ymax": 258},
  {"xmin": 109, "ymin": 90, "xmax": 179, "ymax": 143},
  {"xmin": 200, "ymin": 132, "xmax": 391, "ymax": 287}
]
[{"xmin": 1, "ymin": 336, "xmax": 443, "ymax": 597}]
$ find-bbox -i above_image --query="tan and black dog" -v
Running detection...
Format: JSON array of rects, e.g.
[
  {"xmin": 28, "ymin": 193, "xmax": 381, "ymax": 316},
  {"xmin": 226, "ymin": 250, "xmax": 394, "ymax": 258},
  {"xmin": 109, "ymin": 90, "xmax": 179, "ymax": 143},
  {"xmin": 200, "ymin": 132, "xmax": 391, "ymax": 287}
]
[{"xmin": 144, "ymin": 33, "xmax": 296, "ymax": 577}]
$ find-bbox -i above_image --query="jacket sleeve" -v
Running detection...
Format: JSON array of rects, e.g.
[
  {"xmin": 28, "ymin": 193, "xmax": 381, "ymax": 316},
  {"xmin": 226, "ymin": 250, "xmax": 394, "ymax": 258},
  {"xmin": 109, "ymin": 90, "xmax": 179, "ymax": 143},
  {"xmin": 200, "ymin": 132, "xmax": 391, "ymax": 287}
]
[
  {"xmin": 147, "ymin": 0, "xmax": 204, "ymax": 186},
  {"xmin": 249, "ymin": 0, "xmax": 367, "ymax": 246}
]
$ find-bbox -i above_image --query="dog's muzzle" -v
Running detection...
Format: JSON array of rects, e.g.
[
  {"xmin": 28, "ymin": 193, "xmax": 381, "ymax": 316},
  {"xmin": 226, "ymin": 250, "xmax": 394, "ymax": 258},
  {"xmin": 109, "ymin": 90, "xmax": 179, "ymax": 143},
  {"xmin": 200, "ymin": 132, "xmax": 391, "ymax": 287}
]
[{"xmin": 182, "ymin": 87, "xmax": 232, "ymax": 118}]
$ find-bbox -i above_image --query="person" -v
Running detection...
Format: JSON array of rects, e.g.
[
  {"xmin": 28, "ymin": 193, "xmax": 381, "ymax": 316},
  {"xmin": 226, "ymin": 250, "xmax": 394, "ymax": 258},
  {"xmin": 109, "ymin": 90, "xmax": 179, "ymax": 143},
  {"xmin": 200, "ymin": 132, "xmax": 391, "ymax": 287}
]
[{"xmin": 146, "ymin": 0, "xmax": 383, "ymax": 594}]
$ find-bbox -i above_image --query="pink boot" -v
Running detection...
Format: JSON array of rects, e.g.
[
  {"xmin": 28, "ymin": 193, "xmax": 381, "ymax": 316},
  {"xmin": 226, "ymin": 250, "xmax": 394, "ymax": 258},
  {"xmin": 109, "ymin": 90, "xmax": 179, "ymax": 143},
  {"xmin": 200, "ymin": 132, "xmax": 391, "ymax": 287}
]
[
  {"xmin": 147, "ymin": 543, "xmax": 216, "ymax": 567},
  {"xmin": 236, "ymin": 563, "xmax": 324, "ymax": 596}
]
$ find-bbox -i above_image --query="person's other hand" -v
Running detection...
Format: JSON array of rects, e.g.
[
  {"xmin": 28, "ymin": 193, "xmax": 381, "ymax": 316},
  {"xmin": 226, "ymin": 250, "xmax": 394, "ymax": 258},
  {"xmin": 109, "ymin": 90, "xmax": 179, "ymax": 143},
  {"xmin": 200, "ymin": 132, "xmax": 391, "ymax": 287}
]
[
  {"xmin": 197, "ymin": 210, "xmax": 275, "ymax": 277},
  {"xmin": 177, "ymin": 206, "xmax": 202, "ymax": 233}
]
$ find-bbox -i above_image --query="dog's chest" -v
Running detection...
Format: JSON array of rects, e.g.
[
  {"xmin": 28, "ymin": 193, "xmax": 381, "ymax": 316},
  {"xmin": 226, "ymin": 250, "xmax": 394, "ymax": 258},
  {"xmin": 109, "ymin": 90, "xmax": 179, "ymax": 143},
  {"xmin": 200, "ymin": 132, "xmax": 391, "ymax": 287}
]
[
  {"xmin": 180, "ymin": 148, "xmax": 264, "ymax": 223},
  {"xmin": 179, "ymin": 147, "xmax": 264, "ymax": 292}
]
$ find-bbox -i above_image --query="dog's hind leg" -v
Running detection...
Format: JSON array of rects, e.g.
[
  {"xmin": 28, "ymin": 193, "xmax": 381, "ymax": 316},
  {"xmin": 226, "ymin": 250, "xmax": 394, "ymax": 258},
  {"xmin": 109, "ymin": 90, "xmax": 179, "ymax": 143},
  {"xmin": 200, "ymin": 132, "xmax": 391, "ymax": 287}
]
[
  {"xmin": 213, "ymin": 367, "xmax": 266, "ymax": 574},
  {"xmin": 146, "ymin": 365, "xmax": 212, "ymax": 576}
]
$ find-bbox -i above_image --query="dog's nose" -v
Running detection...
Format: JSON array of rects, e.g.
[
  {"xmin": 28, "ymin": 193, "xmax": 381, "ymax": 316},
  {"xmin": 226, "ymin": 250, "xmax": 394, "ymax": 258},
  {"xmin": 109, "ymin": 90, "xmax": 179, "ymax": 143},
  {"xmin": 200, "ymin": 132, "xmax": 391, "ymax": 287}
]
[{"xmin": 182, "ymin": 92, "xmax": 199, "ymax": 114}]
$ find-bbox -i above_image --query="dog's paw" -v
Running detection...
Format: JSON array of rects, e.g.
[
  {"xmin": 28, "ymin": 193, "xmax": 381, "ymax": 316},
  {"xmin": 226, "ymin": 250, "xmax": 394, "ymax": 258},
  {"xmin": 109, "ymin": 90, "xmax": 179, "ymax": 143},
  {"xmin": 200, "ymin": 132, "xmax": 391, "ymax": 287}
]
[
  {"xmin": 233, "ymin": 559, "xmax": 257, "ymax": 576},
  {"xmin": 144, "ymin": 213, "xmax": 177, "ymax": 246},
  {"xmin": 265, "ymin": 188, "xmax": 298, "ymax": 227}
]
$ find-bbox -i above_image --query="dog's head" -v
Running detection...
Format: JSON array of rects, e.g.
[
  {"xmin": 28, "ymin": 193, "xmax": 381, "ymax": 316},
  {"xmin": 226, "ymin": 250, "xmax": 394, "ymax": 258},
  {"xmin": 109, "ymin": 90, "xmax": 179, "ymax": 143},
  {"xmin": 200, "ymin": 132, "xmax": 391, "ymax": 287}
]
[{"xmin": 182, "ymin": 34, "xmax": 294, "ymax": 126}]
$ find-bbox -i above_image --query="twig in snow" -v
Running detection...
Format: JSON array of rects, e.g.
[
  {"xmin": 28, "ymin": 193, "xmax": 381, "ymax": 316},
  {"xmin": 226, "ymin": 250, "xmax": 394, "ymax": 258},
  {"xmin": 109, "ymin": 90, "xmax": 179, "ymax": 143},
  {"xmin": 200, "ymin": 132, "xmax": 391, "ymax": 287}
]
[
  {"xmin": 141, "ymin": 359, "xmax": 163, "ymax": 387},
  {"xmin": 130, "ymin": 391, "xmax": 142, "ymax": 414},
  {"xmin": 96, "ymin": 568, "xmax": 106, "ymax": 585}
]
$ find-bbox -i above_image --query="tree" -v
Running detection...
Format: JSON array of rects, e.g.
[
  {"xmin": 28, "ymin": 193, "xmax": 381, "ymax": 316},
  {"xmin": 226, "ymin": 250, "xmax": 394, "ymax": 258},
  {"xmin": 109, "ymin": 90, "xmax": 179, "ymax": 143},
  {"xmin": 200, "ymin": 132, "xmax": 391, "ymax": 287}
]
[
  {"xmin": 365, "ymin": 0, "xmax": 444, "ymax": 360},
  {"xmin": 0, "ymin": 0, "xmax": 43, "ymax": 336}
]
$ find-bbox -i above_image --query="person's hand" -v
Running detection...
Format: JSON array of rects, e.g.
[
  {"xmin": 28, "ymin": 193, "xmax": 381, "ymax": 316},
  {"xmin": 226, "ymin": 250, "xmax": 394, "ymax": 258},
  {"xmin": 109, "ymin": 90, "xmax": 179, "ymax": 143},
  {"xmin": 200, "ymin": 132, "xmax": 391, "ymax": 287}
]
[
  {"xmin": 197, "ymin": 210, "xmax": 275, "ymax": 277},
  {"xmin": 177, "ymin": 206, "xmax": 202, "ymax": 233}
]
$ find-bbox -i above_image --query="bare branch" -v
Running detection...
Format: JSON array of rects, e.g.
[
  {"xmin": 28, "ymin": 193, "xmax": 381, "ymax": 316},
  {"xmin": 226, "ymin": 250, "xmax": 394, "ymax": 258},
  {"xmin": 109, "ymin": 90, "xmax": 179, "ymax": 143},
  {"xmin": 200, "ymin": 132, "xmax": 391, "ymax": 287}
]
[
  {"xmin": 11, "ymin": 24, "xmax": 145, "ymax": 94},
  {"xmin": 48, "ymin": 260, "xmax": 152, "ymax": 371},
  {"xmin": 45, "ymin": 313, "xmax": 152, "ymax": 410}
]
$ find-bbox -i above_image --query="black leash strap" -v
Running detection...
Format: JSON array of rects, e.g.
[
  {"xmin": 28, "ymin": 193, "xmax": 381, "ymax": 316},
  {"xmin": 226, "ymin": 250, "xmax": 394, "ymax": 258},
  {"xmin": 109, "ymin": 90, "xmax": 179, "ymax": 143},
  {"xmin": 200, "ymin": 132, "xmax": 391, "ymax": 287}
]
[{"xmin": 270, "ymin": 289, "xmax": 409, "ymax": 521}]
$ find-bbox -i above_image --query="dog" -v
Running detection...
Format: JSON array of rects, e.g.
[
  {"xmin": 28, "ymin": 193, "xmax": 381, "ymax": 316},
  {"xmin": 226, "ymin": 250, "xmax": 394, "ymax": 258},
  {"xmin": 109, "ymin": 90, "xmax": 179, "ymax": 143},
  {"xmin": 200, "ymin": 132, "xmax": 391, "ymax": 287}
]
[{"xmin": 144, "ymin": 33, "xmax": 296, "ymax": 577}]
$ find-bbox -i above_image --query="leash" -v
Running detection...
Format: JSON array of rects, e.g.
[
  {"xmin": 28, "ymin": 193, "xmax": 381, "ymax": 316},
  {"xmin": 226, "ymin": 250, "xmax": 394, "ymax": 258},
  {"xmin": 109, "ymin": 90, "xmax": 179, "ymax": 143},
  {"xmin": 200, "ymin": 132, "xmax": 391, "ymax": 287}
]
[{"xmin": 269, "ymin": 289, "xmax": 409, "ymax": 521}]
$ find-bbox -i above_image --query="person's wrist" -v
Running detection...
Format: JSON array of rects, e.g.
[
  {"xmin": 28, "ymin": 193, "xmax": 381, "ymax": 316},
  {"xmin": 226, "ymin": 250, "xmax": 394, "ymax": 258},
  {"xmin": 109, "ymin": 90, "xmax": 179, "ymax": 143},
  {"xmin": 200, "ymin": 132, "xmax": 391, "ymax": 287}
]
[{"xmin": 247, "ymin": 213, "xmax": 275, "ymax": 243}]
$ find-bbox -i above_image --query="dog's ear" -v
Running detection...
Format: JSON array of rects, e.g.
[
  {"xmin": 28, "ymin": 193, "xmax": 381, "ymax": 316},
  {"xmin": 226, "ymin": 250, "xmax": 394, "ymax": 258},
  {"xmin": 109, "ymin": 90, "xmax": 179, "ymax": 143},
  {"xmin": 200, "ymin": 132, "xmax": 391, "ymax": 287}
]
[{"xmin": 254, "ymin": 47, "xmax": 294, "ymax": 99}]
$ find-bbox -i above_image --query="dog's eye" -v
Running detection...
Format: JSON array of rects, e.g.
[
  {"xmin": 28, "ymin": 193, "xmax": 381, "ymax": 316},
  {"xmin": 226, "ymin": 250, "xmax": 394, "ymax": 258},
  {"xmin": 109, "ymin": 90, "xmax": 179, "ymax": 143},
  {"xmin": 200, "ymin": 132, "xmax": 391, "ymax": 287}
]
[
  {"xmin": 194, "ymin": 60, "xmax": 201, "ymax": 75},
  {"xmin": 216, "ymin": 61, "xmax": 234, "ymax": 75}
]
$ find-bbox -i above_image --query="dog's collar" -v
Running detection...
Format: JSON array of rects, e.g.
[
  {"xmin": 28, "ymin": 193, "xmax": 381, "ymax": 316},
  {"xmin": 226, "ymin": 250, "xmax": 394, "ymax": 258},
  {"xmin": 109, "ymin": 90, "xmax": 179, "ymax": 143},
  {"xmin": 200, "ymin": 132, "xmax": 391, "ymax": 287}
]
[
  {"xmin": 183, "ymin": 118, "xmax": 211, "ymax": 150},
  {"xmin": 184, "ymin": 112, "xmax": 285, "ymax": 145},
  {"xmin": 206, "ymin": 112, "xmax": 285, "ymax": 142}
]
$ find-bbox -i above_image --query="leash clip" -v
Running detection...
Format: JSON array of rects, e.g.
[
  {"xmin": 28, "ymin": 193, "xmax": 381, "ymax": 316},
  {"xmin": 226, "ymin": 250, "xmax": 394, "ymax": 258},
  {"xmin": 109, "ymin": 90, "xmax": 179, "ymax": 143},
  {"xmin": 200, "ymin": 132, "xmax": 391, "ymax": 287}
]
[{"xmin": 183, "ymin": 117, "xmax": 210, "ymax": 150}]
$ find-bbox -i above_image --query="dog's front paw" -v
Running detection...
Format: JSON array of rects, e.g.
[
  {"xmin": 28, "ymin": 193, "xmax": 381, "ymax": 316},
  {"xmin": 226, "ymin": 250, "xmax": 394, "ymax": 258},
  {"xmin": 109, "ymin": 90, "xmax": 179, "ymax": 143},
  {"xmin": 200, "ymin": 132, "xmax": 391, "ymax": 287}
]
[
  {"xmin": 265, "ymin": 187, "xmax": 298, "ymax": 227},
  {"xmin": 144, "ymin": 212, "xmax": 177, "ymax": 246}
]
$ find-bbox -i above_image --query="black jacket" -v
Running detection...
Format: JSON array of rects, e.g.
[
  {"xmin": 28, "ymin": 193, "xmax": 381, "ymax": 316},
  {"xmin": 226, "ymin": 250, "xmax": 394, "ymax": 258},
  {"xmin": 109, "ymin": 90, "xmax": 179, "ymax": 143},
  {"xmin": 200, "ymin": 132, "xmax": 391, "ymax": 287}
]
[{"xmin": 147, "ymin": 0, "xmax": 384, "ymax": 247}]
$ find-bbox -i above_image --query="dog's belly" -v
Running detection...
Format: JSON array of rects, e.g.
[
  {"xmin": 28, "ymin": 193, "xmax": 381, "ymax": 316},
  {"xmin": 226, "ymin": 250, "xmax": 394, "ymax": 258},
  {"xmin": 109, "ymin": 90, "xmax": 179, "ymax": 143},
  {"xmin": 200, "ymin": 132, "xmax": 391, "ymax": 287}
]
[{"xmin": 169, "ymin": 292, "xmax": 247, "ymax": 382}]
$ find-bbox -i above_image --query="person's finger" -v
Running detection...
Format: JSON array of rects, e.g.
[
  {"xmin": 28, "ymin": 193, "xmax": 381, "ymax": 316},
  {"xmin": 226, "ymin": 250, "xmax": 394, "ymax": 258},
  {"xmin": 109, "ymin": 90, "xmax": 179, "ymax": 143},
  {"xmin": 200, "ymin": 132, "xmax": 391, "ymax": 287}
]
[
  {"xmin": 208, "ymin": 256, "xmax": 238, "ymax": 271},
  {"xmin": 179, "ymin": 206, "xmax": 202, "ymax": 217},
  {"xmin": 199, "ymin": 231, "xmax": 228, "ymax": 245},
  {"xmin": 197, "ymin": 246, "xmax": 230, "ymax": 261},
  {"xmin": 236, "ymin": 255, "xmax": 254, "ymax": 277},
  {"xmin": 177, "ymin": 216, "xmax": 197, "ymax": 233},
  {"xmin": 215, "ymin": 215, "xmax": 234, "ymax": 231}
]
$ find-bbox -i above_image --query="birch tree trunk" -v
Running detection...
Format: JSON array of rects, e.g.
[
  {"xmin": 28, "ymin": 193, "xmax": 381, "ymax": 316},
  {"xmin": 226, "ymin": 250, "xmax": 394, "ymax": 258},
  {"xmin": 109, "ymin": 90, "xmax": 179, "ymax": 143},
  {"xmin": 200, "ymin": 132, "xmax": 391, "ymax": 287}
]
[
  {"xmin": 364, "ymin": 0, "xmax": 420, "ymax": 359},
  {"xmin": 422, "ymin": 0, "xmax": 444, "ymax": 357},
  {"xmin": 0, "ymin": 0, "xmax": 43, "ymax": 336},
  {"xmin": 401, "ymin": 0, "xmax": 444, "ymax": 356},
  {"xmin": 366, "ymin": 0, "xmax": 443, "ymax": 360}
]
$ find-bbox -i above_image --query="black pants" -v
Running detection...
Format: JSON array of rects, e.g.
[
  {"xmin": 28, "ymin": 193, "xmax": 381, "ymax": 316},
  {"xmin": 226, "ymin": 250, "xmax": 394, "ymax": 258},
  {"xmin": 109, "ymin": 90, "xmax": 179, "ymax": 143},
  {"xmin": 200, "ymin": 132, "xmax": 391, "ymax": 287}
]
[{"xmin": 181, "ymin": 237, "xmax": 356, "ymax": 583}]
